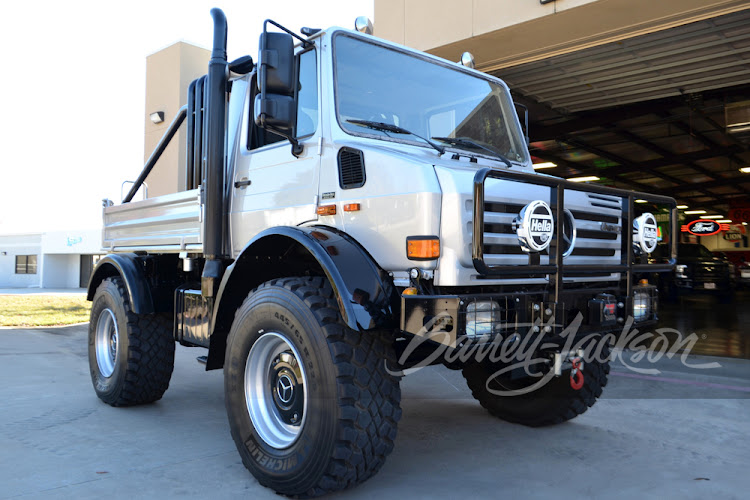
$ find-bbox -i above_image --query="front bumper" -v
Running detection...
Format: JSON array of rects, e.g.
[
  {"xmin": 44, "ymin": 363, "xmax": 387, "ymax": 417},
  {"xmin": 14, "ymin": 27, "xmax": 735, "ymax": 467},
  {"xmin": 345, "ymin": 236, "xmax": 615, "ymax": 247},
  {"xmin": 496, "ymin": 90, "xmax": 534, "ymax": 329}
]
[{"xmin": 400, "ymin": 286, "xmax": 658, "ymax": 348}]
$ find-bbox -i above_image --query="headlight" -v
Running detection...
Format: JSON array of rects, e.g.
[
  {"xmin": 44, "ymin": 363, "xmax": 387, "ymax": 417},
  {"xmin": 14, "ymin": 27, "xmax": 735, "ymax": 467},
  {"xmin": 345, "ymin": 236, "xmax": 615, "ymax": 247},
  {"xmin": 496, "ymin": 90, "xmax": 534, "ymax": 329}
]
[
  {"xmin": 675, "ymin": 264, "xmax": 688, "ymax": 278},
  {"xmin": 465, "ymin": 300, "xmax": 502, "ymax": 338},
  {"xmin": 633, "ymin": 291, "xmax": 652, "ymax": 322}
]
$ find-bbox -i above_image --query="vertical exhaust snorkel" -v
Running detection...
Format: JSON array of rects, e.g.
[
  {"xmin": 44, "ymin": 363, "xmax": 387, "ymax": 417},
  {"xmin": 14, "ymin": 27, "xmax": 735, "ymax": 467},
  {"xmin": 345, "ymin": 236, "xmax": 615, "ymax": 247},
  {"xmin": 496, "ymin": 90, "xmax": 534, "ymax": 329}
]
[{"xmin": 202, "ymin": 8, "xmax": 228, "ymax": 297}]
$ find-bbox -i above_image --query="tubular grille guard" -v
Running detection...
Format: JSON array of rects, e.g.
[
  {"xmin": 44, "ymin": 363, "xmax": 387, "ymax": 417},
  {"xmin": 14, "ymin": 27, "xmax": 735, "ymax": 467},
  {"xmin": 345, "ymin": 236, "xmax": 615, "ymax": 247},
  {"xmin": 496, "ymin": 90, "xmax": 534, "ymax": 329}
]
[{"xmin": 472, "ymin": 168, "xmax": 677, "ymax": 306}]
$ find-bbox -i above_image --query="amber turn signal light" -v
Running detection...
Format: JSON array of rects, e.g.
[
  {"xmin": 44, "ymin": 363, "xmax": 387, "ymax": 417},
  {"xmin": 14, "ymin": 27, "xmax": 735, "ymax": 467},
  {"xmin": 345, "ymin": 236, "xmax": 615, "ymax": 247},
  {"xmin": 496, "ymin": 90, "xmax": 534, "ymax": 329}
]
[
  {"xmin": 406, "ymin": 236, "xmax": 440, "ymax": 260},
  {"xmin": 316, "ymin": 205, "xmax": 337, "ymax": 216},
  {"xmin": 402, "ymin": 287, "xmax": 418, "ymax": 296},
  {"xmin": 343, "ymin": 203, "xmax": 361, "ymax": 212}
]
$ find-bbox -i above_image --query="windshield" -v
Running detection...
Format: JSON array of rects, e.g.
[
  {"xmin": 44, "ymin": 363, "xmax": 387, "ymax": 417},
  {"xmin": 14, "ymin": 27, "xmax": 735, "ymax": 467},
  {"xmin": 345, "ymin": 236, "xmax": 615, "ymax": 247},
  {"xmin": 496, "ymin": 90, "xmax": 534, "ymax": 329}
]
[{"xmin": 333, "ymin": 34, "xmax": 529, "ymax": 163}]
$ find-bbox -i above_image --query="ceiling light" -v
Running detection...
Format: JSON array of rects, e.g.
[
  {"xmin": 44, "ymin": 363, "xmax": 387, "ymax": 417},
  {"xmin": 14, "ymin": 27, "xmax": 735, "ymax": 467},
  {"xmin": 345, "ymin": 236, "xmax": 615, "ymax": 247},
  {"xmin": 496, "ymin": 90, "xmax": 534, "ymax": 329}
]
[
  {"xmin": 676, "ymin": 205, "xmax": 688, "ymax": 209},
  {"xmin": 717, "ymin": 219, "xmax": 732, "ymax": 223},
  {"xmin": 684, "ymin": 210, "xmax": 706, "ymax": 215},
  {"xmin": 568, "ymin": 176, "xmax": 600, "ymax": 183},
  {"xmin": 532, "ymin": 162, "xmax": 557, "ymax": 169},
  {"xmin": 740, "ymin": 167, "xmax": 750, "ymax": 173},
  {"xmin": 635, "ymin": 199, "xmax": 648, "ymax": 203},
  {"xmin": 743, "ymin": 222, "xmax": 748, "ymax": 226},
  {"xmin": 699, "ymin": 215, "xmax": 724, "ymax": 219},
  {"xmin": 150, "ymin": 111, "xmax": 165, "ymax": 124}
]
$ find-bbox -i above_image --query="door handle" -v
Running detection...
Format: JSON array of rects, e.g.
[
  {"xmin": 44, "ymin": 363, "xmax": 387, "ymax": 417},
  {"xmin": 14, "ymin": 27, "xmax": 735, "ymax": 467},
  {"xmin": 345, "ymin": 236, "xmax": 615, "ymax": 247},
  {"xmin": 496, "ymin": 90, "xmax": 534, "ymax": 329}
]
[{"xmin": 234, "ymin": 179, "xmax": 252, "ymax": 189}]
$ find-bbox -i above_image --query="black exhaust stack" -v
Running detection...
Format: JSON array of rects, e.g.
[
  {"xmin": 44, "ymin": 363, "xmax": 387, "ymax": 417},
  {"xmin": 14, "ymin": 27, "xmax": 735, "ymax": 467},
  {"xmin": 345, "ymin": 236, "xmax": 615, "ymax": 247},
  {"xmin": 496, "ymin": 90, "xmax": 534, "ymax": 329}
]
[{"xmin": 201, "ymin": 8, "xmax": 228, "ymax": 298}]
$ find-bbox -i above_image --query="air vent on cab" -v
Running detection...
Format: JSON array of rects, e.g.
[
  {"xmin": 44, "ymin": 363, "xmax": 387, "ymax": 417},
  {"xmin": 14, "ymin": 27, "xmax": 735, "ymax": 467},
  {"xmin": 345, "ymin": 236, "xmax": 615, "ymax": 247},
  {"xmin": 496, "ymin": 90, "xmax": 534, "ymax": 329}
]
[{"xmin": 338, "ymin": 147, "xmax": 366, "ymax": 189}]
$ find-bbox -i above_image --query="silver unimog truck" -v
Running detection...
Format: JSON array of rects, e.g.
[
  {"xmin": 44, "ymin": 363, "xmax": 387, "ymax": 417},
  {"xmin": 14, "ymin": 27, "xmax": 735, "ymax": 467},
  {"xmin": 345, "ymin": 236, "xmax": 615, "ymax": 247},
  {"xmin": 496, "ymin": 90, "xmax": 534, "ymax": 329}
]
[{"xmin": 87, "ymin": 9, "xmax": 677, "ymax": 497}]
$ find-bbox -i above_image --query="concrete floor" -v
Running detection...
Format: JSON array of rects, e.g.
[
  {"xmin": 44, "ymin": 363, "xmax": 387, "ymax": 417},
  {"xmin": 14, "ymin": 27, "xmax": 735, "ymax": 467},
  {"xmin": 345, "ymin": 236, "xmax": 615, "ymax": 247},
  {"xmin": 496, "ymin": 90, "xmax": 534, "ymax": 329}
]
[{"xmin": 1, "ymin": 324, "xmax": 749, "ymax": 499}]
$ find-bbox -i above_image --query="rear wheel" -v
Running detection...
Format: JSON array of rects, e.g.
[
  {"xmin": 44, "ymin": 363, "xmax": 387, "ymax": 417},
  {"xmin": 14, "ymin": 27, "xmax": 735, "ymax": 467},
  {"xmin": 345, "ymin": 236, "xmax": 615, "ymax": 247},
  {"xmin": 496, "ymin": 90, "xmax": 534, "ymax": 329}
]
[
  {"xmin": 88, "ymin": 277, "xmax": 175, "ymax": 406},
  {"xmin": 224, "ymin": 277, "xmax": 401, "ymax": 497},
  {"xmin": 462, "ymin": 345, "xmax": 610, "ymax": 427}
]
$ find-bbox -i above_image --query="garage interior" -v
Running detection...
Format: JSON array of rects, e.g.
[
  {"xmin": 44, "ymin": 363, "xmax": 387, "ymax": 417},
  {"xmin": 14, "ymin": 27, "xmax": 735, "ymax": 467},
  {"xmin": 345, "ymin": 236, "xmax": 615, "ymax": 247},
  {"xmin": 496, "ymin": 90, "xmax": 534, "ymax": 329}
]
[
  {"xmin": 497, "ymin": 9, "xmax": 750, "ymax": 230},
  {"xmin": 483, "ymin": 8, "xmax": 750, "ymax": 358}
]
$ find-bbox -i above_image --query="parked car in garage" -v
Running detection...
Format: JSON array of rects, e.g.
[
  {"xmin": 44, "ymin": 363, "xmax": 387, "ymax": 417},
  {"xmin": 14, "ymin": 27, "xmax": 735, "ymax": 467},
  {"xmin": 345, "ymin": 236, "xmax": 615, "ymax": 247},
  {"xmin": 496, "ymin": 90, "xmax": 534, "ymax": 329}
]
[
  {"xmin": 738, "ymin": 258, "xmax": 750, "ymax": 289},
  {"xmin": 653, "ymin": 243, "xmax": 732, "ymax": 302}
]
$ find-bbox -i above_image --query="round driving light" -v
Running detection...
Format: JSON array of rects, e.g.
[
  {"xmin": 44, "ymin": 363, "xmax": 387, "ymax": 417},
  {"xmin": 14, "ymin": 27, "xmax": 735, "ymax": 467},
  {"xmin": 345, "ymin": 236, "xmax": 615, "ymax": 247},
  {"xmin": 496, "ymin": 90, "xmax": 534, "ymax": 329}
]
[
  {"xmin": 513, "ymin": 200, "xmax": 554, "ymax": 253},
  {"xmin": 633, "ymin": 212, "xmax": 658, "ymax": 254}
]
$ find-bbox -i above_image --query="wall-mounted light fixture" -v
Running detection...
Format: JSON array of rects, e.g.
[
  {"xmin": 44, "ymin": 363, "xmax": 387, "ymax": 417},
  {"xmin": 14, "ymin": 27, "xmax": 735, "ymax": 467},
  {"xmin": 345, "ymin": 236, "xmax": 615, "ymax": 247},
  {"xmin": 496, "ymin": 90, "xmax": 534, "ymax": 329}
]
[
  {"xmin": 1, "ymin": 251, "xmax": 6, "ymax": 256},
  {"xmin": 150, "ymin": 111, "xmax": 165, "ymax": 124}
]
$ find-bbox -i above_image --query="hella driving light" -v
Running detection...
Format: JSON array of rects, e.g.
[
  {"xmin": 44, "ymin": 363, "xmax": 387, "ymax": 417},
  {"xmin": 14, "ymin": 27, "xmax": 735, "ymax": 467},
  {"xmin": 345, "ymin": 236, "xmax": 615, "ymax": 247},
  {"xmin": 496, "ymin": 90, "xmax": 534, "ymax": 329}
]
[
  {"xmin": 513, "ymin": 200, "xmax": 554, "ymax": 253},
  {"xmin": 465, "ymin": 300, "xmax": 502, "ymax": 338},
  {"xmin": 633, "ymin": 212, "xmax": 658, "ymax": 254}
]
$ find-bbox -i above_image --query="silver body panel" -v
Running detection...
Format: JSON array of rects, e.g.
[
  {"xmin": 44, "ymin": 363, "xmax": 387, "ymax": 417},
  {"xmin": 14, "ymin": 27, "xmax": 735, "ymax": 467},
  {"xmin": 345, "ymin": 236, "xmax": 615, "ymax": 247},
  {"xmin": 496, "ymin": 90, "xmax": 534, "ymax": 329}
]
[{"xmin": 102, "ymin": 189, "xmax": 202, "ymax": 253}]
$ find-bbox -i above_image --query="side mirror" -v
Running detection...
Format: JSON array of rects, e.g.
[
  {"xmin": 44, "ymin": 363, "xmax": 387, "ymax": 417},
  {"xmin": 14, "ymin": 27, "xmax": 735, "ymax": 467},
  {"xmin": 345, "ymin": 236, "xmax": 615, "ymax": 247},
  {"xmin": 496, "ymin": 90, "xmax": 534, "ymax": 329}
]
[
  {"xmin": 255, "ymin": 31, "xmax": 295, "ymax": 132},
  {"xmin": 254, "ymin": 94, "xmax": 294, "ymax": 133}
]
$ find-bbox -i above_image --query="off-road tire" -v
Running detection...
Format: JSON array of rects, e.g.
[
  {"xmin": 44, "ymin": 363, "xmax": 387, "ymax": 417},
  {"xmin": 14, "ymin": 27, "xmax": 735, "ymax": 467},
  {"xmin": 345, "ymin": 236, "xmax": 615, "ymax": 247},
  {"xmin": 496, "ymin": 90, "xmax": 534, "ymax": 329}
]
[
  {"xmin": 462, "ymin": 347, "xmax": 610, "ymax": 427},
  {"xmin": 88, "ymin": 277, "xmax": 175, "ymax": 406},
  {"xmin": 224, "ymin": 277, "xmax": 401, "ymax": 497}
]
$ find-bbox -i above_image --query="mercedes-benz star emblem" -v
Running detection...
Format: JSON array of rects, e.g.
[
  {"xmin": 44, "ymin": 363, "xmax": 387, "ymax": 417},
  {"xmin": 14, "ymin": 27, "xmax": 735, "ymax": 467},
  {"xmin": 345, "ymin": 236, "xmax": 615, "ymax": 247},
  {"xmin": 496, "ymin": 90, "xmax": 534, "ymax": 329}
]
[
  {"xmin": 562, "ymin": 208, "xmax": 577, "ymax": 258},
  {"xmin": 277, "ymin": 374, "xmax": 294, "ymax": 404}
]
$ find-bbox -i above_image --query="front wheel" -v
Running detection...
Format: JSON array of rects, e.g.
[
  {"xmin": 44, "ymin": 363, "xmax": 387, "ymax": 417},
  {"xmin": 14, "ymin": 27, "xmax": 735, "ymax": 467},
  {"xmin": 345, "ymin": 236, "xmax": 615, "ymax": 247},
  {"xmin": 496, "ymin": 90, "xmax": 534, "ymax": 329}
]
[{"xmin": 224, "ymin": 277, "xmax": 401, "ymax": 497}]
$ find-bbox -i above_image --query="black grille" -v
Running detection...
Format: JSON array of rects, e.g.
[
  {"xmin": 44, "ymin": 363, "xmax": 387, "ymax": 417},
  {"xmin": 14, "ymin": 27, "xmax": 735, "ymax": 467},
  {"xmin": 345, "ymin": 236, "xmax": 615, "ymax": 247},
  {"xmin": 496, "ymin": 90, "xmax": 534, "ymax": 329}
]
[{"xmin": 338, "ymin": 147, "xmax": 366, "ymax": 189}]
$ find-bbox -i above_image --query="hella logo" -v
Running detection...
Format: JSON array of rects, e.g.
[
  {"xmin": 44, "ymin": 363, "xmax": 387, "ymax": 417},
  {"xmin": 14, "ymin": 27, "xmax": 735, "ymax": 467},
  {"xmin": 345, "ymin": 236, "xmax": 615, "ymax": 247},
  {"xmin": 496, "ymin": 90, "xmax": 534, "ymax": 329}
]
[{"xmin": 531, "ymin": 218, "xmax": 552, "ymax": 233}]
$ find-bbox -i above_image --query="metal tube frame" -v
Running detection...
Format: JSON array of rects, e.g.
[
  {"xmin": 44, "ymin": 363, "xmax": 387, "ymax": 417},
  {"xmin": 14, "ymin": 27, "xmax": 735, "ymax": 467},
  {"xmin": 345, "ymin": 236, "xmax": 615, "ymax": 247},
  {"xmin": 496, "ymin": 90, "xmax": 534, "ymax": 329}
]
[
  {"xmin": 472, "ymin": 167, "xmax": 678, "ymax": 305},
  {"xmin": 123, "ymin": 106, "xmax": 187, "ymax": 203}
]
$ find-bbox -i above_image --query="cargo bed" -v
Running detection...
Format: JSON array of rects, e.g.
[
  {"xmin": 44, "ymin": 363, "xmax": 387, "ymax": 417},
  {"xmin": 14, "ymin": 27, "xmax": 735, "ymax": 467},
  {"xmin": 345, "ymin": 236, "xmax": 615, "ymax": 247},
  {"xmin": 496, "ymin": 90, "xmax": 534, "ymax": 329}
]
[{"xmin": 102, "ymin": 189, "xmax": 202, "ymax": 253}]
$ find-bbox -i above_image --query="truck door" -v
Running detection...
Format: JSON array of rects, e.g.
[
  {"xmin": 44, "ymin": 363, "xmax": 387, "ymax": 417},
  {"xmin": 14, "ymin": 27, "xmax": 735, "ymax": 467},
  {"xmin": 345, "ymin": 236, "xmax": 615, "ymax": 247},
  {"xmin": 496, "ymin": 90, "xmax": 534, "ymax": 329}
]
[{"xmin": 229, "ymin": 48, "xmax": 320, "ymax": 257}]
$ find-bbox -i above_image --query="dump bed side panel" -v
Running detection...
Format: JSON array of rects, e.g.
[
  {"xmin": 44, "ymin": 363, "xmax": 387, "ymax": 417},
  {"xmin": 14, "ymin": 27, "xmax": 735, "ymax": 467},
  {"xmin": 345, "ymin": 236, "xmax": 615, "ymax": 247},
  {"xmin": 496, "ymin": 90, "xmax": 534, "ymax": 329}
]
[{"xmin": 102, "ymin": 190, "xmax": 202, "ymax": 253}]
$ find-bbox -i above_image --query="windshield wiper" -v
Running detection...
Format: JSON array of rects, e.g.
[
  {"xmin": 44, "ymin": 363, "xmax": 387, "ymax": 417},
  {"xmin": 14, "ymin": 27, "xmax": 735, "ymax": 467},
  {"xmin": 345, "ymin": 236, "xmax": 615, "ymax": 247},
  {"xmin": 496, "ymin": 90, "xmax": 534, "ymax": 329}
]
[
  {"xmin": 346, "ymin": 119, "xmax": 445, "ymax": 155},
  {"xmin": 431, "ymin": 136, "xmax": 512, "ymax": 168}
]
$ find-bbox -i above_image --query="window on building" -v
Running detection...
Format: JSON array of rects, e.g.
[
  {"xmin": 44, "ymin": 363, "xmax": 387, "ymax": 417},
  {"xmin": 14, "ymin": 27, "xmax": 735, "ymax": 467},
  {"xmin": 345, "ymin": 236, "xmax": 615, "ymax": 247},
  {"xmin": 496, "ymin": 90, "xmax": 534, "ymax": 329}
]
[{"xmin": 15, "ymin": 255, "xmax": 37, "ymax": 274}]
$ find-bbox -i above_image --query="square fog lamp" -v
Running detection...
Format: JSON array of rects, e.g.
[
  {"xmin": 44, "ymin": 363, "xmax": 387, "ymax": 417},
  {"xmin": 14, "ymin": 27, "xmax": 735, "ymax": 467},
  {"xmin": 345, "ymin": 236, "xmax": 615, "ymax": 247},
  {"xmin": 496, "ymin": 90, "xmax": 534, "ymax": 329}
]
[{"xmin": 465, "ymin": 300, "xmax": 502, "ymax": 338}]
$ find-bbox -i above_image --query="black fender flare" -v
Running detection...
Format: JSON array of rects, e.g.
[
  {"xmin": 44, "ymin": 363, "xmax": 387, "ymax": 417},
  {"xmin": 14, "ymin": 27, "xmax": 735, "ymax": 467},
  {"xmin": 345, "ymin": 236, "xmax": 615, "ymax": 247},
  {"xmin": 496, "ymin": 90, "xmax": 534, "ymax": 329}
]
[
  {"xmin": 207, "ymin": 226, "xmax": 398, "ymax": 369},
  {"xmin": 86, "ymin": 253, "xmax": 154, "ymax": 314}
]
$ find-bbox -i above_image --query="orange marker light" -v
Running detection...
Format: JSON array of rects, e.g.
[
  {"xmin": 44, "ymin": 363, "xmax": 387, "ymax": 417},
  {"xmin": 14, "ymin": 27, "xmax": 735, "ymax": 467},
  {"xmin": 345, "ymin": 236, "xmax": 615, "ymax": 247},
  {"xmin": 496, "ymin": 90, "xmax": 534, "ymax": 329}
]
[
  {"xmin": 343, "ymin": 203, "xmax": 361, "ymax": 212},
  {"xmin": 316, "ymin": 205, "xmax": 337, "ymax": 216},
  {"xmin": 639, "ymin": 278, "xmax": 649, "ymax": 286},
  {"xmin": 406, "ymin": 236, "xmax": 440, "ymax": 260},
  {"xmin": 402, "ymin": 287, "xmax": 418, "ymax": 296}
]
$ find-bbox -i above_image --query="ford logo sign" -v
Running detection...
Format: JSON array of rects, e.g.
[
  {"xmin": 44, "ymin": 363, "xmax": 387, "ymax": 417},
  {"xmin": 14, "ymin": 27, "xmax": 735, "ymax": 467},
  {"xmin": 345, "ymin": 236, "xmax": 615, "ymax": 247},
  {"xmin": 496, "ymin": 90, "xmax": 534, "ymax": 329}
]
[
  {"xmin": 685, "ymin": 219, "xmax": 721, "ymax": 236},
  {"xmin": 633, "ymin": 212, "xmax": 658, "ymax": 254},
  {"xmin": 514, "ymin": 200, "xmax": 554, "ymax": 253}
]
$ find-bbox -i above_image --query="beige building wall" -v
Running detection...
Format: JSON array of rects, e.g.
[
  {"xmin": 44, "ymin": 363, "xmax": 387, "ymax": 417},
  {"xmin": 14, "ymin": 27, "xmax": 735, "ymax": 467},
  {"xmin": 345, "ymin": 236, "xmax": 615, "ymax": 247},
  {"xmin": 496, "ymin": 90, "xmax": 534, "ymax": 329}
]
[
  {"xmin": 374, "ymin": 0, "xmax": 750, "ymax": 71},
  {"xmin": 144, "ymin": 42, "xmax": 210, "ymax": 198}
]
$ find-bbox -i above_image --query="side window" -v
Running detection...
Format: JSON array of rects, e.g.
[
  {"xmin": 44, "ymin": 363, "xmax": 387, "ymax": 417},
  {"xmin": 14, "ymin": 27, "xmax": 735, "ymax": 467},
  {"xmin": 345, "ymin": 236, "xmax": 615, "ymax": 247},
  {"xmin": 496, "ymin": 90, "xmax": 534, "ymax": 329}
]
[
  {"xmin": 296, "ymin": 49, "xmax": 318, "ymax": 138},
  {"xmin": 15, "ymin": 255, "xmax": 37, "ymax": 274}
]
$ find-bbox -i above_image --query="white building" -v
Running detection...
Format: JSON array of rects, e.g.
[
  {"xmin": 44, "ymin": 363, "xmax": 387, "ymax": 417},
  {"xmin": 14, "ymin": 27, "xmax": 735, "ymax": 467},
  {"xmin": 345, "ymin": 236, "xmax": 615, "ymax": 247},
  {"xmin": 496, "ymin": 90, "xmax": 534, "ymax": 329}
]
[{"xmin": 0, "ymin": 228, "xmax": 103, "ymax": 289}]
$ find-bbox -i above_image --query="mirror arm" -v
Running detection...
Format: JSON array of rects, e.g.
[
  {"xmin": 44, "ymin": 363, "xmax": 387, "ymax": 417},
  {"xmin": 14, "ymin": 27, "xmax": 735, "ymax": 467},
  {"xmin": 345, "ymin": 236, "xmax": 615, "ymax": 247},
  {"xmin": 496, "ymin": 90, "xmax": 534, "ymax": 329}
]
[
  {"xmin": 263, "ymin": 19, "xmax": 312, "ymax": 48},
  {"xmin": 263, "ymin": 120, "xmax": 304, "ymax": 157}
]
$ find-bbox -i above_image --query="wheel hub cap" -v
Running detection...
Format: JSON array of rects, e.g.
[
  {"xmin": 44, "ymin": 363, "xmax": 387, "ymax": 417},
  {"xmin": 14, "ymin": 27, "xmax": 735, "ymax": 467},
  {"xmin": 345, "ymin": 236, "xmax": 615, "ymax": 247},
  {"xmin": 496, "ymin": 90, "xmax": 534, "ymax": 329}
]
[
  {"xmin": 245, "ymin": 332, "xmax": 308, "ymax": 449},
  {"xmin": 95, "ymin": 308, "xmax": 119, "ymax": 378}
]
